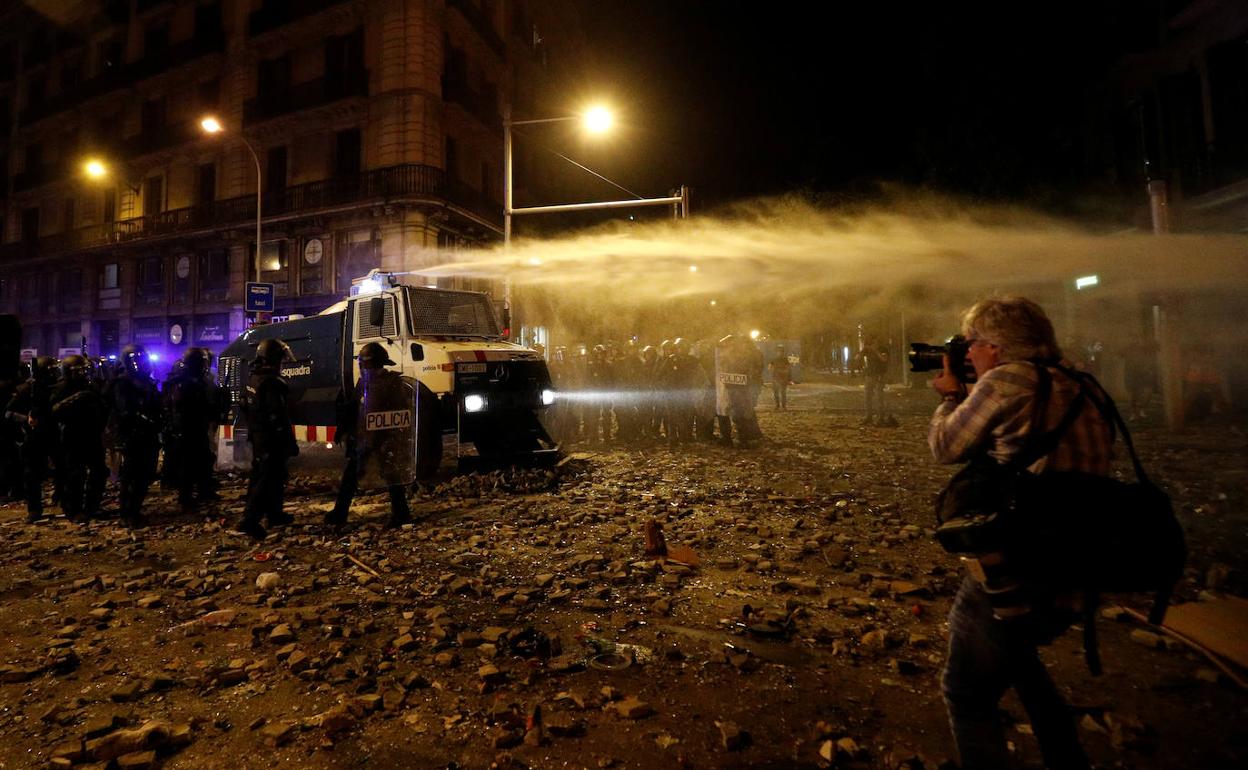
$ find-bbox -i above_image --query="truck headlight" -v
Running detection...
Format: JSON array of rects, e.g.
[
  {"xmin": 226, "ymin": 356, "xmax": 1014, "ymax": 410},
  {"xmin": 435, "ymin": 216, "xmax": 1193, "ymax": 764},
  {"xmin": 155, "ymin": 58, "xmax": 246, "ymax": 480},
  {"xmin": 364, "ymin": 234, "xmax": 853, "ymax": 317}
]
[
  {"xmin": 541, "ymin": 388, "xmax": 556, "ymax": 406},
  {"xmin": 463, "ymin": 394, "xmax": 486, "ymax": 413}
]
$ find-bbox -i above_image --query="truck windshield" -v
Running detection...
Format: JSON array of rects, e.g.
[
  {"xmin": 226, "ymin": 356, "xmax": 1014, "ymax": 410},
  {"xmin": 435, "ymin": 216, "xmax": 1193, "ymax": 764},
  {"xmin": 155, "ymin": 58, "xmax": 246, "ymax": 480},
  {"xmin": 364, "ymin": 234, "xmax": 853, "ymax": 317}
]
[{"xmin": 405, "ymin": 287, "xmax": 501, "ymax": 337}]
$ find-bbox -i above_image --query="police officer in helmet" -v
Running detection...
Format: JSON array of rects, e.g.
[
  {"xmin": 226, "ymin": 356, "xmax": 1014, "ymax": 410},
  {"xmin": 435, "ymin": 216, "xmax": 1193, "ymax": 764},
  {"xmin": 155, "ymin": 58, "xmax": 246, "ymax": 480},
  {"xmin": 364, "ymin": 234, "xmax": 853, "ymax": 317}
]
[
  {"xmin": 51, "ymin": 354, "xmax": 108, "ymax": 524},
  {"xmin": 169, "ymin": 347, "xmax": 217, "ymax": 514},
  {"xmin": 107, "ymin": 344, "xmax": 163, "ymax": 527},
  {"xmin": 326, "ymin": 342, "xmax": 414, "ymax": 529},
  {"xmin": 5, "ymin": 356, "xmax": 61, "ymax": 522},
  {"xmin": 237, "ymin": 338, "xmax": 298, "ymax": 540}
]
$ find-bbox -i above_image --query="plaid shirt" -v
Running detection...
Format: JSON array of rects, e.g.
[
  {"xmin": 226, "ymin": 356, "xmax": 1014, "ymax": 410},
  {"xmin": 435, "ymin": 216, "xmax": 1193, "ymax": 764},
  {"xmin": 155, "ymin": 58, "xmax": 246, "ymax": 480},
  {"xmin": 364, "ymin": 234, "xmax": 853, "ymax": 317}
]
[{"xmin": 929, "ymin": 360, "xmax": 1114, "ymax": 474}]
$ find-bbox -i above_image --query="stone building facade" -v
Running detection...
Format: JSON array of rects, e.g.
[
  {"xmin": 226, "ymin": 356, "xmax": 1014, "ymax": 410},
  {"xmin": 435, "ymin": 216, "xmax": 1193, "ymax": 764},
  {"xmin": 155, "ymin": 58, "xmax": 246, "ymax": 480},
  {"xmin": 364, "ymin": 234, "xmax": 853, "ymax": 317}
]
[{"xmin": 0, "ymin": 0, "xmax": 583, "ymax": 359}]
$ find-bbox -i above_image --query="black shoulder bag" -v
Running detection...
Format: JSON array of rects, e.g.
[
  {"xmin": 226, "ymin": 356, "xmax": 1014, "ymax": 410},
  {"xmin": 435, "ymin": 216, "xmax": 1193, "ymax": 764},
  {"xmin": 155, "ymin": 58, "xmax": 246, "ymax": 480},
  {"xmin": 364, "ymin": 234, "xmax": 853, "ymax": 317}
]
[{"xmin": 934, "ymin": 364, "xmax": 1187, "ymax": 673}]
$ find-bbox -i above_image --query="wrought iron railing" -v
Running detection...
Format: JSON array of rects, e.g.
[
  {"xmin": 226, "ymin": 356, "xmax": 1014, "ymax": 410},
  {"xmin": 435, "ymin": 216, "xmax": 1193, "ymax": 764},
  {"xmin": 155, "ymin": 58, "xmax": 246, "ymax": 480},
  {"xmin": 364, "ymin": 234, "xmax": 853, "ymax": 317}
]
[{"xmin": 0, "ymin": 164, "xmax": 502, "ymax": 262}]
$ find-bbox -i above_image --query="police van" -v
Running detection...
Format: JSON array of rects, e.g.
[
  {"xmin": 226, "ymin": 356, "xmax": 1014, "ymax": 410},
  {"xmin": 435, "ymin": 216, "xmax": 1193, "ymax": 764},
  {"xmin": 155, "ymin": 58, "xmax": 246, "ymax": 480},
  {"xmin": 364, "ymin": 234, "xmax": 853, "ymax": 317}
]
[{"xmin": 218, "ymin": 271, "xmax": 557, "ymax": 477}]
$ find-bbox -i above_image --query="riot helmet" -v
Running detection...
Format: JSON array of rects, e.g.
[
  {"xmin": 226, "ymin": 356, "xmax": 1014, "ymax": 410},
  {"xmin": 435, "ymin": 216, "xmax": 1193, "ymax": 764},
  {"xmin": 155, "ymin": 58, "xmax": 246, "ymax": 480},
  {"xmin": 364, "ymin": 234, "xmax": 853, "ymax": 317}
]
[
  {"xmin": 121, "ymin": 344, "xmax": 151, "ymax": 376},
  {"xmin": 33, "ymin": 355, "xmax": 60, "ymax": 384},
  {"xmin": 181, "ymin": 347, "xmax": 209, "ymax": 376},
  {"xmin": 254, "ymin": 338, "xmax": 293, "ymax": 368},
  {"xmin": 357, "ymin": 341, "xmax": 395, "ymax": 369},
  {"xmin": 59, "ymin": 354, "xmax": 89, "ymax": 382}
]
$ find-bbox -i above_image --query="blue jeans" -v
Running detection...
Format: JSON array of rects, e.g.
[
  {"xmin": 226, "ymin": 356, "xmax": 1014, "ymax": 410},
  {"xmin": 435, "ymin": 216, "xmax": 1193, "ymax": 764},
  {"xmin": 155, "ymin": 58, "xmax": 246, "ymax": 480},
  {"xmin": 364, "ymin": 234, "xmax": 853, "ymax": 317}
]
[{"xmin": 942, "ymin": 575, "xmax": 1090, "ymax": 770}]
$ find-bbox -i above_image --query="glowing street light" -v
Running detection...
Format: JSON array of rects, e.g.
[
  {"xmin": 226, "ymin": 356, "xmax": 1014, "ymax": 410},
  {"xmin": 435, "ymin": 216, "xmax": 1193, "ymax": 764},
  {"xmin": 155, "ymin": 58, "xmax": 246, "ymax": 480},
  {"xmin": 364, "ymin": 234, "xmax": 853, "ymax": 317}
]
[
  {"xmin": 582, "ymin": 105, "xmax": 613, "ymax": 134},
  {"xmin": 200, "ymin": 115, "xmax": 263, "ymax": 286},
  {"xmin": 749, "ymin": 329, "xmax": 761, "ymax": 340},
  {"xmin": 83, "ymin": 159, "xmax": 107, "ymax": 179}
]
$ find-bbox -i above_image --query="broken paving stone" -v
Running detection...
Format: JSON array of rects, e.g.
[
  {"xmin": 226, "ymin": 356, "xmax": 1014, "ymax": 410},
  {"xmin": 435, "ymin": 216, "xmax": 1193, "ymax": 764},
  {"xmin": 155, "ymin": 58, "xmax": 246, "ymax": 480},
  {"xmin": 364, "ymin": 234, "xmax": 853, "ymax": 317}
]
[
  {"xmin": 115, "ymin": 750, "xmax": 157, "ymax": 770},
  {"xmin": 84, "ymin": 715, "xmax": 125, "ymax": 738},
  {"xmin": 1130, "ymin": 629, "xmax": 1165, "ymax": 649},
  {"xmin": 255, "ymin": 572, "xmax": 282, "ymax": 591},
  {"xmin": 109, "ymin": 680, "xmax": 143, "ymax": 703},
  {"xmin": 716, "ymin": 720, "xmax": 750, "ymax": 751},
  {"xmin": 481, "ymin": 626, "xmax": 510, "ymax": 643},
  {"xmin": 434, "ymin": 650, "xmax": 461, "ymax": 667},
  {"xmin": 393, "ymin": 633, "xmax": 418, "ymax": 652},
  {"xmin": 259, "ymin": 721, "xmax": 298, "ymax": 747},
  {"xmin": 0, "ymin": 665, "xmax": 43, "ymax": 683},
  {"xmin": 382, "ymin": 688, "xmax": 407, "ymax": 711},
  {"xmin": 135, "ymin": 595, "xmax": 163, "ymax": 610},
  {"xmin": 612, "ymin": 697, "xmax": 653, "ymax": 719},
  {"xmin": 286, "ymin": 650, "xmax": 310, "ymax": 672},
  {"xmin": 313, "ymin": 706, "xmax": 354, "ymax": 736},
  {"xmin": 269, "ymin": 624, "xmax": 295, "ymax": 643}
]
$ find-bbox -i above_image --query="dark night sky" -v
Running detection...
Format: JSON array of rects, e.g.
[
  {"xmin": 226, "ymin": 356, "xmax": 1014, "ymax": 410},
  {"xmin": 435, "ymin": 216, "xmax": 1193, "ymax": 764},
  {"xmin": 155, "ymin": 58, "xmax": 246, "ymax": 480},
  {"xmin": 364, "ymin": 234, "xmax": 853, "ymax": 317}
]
[{"xmin": 568, "ymin": 1, "xmax": 1128, "ymax": 212}]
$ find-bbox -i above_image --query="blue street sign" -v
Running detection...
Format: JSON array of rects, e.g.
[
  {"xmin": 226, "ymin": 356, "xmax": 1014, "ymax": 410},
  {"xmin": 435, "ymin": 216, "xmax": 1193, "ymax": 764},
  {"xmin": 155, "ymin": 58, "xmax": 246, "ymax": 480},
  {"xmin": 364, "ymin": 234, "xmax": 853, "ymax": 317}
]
[{"xmin": 245, "ymin": 282, "xmax": 276, "ymax": 313}]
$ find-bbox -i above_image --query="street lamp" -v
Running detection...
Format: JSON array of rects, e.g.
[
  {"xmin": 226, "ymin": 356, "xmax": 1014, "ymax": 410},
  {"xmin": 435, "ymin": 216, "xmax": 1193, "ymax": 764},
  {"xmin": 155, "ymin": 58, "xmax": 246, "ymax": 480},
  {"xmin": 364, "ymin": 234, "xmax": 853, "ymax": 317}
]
[
  {"xmin": 200, "ymin": 116, "xmax": 263, "ymax": 284},
  {"xmin": 81, "ymin": 157, "xmax": 141, "ymax": 196},
  {"xmin": 503, "ymin": 104, "xmax": 617, "ymax": 244}
]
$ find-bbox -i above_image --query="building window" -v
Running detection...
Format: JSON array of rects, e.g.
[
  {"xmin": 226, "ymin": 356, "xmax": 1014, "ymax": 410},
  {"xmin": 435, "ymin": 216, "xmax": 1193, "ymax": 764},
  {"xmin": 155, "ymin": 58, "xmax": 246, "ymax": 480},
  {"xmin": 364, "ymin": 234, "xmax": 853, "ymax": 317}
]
[
  {"xmin": 143, "ymin": 176, "xmax": 163, "ymax": 216},
  {"xmin": 25, "ymin": 73, "xmax": 46, "ymax": 108},
  {"xmin": 141, "ymin": 96, "xmax": 166, "ymax": 136},
  {"xmin": 60, "ymin": 62, "xmax": 81, "ymax": 93},
  {"xmin": 136, "ymin": 256, "xmax": 164, "ymax": 305},
  {"xmin": 258, "ymin": 241, "xmax": 289, "ymax": 295},
  {"xmin": 257, "ymin": 54, "xmax": 291, "ymax": 103},
  {"xmin": 197, "ymin": 249, "xmax": 230, "ymax": 302},
  {"xmin": 103, "ymin": 188, "xmax": 116, "ymax": 223},
  {"xmin": 300, "ymin": 237, "xmax": 324, "ymax": 295},
  {"xmin": 143, "ymin": 23, "xmax": 169, "ymax": 59},
  {"xmin": 197, "ymin": 163, "xmax": 216, "ymax": 204},
  {"xmin": 62, "ymin": 197, "xmax": 76, "ymax": 232},
  {"xmin": 21, "ymin": 206, "xmax": 39, "ymax": 242},
  {"xmin": 196, "ymin": 78, "xmax": 220, "ymax": 113},
  {"xmin": 97, "ymin": 38, "xmax": 123, "ymax": 76},
  {"xmin": 445, "ymin": 136, "xmax": 459, "ymax": 180},
  {"xmin": 60, "ymin": 269, "xmax": 82, "ymax": 314},
  {"xmin": 100, "ymin": 263, "xmax": 120, "ymax": 290},
  {"xmin": 265, "ymin": 146, "xmax": 287, "ymax": 192},
  {"xmin": 18, "ymin": 275, "xmax": 41, "ymax": 316},
  {"xmin": 335, "ymin": 128, "xmax": 361, "ymax": 177}
]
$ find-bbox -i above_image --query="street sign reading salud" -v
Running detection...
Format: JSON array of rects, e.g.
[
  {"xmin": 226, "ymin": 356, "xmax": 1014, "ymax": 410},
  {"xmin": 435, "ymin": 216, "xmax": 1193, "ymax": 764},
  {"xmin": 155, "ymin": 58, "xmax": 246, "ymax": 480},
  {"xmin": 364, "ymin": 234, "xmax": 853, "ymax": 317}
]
[{"xmin": 245, "ymin": 282, "xmax": 276, "ymax": 313}]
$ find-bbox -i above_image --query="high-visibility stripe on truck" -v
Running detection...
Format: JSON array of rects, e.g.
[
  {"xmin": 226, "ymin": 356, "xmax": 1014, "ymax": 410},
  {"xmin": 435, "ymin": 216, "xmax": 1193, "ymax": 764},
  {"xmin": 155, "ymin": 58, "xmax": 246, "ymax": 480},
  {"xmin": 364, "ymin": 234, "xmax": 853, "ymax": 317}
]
[{"xmin": 218, "ymin": 425, "xmax": 338, "ymax": 442}]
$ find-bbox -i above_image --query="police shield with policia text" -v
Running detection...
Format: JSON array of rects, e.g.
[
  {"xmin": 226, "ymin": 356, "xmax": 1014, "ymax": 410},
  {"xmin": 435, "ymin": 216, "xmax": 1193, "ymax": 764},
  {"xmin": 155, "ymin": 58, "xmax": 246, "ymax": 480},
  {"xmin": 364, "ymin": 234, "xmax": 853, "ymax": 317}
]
[{"xmin": 327, "ymin": 342, "xmax": 414, "ymax": 529}]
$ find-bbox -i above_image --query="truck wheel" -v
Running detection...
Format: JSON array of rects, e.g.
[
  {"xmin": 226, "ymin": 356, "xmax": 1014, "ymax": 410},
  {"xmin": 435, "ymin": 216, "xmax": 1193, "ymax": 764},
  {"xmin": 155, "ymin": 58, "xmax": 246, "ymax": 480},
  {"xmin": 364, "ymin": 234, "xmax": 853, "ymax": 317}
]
[{"xmin": 415, "ymin": 384, "xmax": 442, "ymax": 479}]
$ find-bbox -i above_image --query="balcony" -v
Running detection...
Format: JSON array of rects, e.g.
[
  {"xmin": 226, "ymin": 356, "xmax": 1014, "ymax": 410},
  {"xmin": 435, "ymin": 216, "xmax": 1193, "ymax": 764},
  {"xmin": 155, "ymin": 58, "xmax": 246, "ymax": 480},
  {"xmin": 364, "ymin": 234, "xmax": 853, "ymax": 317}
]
[
  {"xmin": 249, "ymin": 0, "xmax": 346, "ymax": 37},
  {"xmin": 18, "ymin": 31, "xmax": 226, "ymax": 126},
  {"xmin": 447, "ymin": 0, "xmax": 506, "ymax": 56},
  {"xmin": 243, "ymin": 69, "xmax": 368, "ymax": 126},
  {"xmin": 0, "ymin": 163, "xmax": 502, "ymax": 262}
]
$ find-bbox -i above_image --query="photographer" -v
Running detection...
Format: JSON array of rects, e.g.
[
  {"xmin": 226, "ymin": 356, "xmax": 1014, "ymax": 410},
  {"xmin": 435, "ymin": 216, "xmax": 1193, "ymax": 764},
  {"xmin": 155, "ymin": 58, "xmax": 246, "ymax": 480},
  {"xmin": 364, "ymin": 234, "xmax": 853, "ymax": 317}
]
[{"xmin": 928, "ymin": 297, "xmax": 1113, "ymax": 770}]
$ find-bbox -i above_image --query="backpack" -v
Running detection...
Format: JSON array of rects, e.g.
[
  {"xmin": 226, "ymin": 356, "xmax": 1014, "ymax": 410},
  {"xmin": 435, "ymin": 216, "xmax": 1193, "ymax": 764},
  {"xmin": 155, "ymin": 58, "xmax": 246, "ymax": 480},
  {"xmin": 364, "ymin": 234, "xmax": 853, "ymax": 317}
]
[{"xmin": 934, "ymin": 362, "xmax": 1186, "ymax": 674}]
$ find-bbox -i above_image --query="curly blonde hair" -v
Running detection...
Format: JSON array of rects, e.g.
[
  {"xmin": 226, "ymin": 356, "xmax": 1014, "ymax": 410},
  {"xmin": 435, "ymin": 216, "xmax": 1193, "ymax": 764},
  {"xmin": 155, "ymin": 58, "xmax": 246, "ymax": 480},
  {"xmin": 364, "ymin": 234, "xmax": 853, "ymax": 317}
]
[{"xmin": 961, "ymin": 296, "xmax": 1062, "ymax": 363}]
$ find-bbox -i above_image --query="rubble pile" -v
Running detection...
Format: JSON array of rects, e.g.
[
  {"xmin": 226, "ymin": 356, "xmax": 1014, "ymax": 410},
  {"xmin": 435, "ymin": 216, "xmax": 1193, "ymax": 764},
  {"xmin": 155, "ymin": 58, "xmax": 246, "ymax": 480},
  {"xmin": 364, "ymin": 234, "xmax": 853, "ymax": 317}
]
[{"xmin": 0, "ymin": 411, "xmax": 1243, "ymax": 769}]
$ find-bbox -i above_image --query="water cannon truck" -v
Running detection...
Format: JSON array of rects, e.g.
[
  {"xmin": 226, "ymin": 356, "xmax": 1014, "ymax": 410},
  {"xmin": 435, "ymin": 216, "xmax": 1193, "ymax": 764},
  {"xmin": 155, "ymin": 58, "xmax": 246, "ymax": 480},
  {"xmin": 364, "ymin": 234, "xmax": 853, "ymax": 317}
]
[{"xmin": 217, "ymin": 270, "xmax": 558, "ymax": 477}]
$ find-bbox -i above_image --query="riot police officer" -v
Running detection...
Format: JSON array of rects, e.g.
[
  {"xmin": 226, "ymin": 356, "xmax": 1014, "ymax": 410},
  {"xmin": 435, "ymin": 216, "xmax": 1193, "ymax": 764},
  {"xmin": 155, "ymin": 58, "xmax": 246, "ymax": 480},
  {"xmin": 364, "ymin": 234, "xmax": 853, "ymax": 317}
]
[
  {"xmin": 0, "ymin": 364, "xmax": 26, "ymax": 502},
  {"xmin": 50, "ymin": 354, "xmax": 107, "ymax": 524},
  {"xmin": 237, "ymin": 339, "xmax": 298, "ymax": 540},
  {"xmin": 168, "ymin": 348, "xmax": 216, "ymax": 514},
  {"xmin": 109, "ymin": 345, "xmax": 163, "ymax": 528},
  {"xmin": 326, "ymin": 342, "xmax": 413, "ymax": 529},
  {"xmin": 5, "ymin": 356, "xmax": 60, "ymax": 522}
]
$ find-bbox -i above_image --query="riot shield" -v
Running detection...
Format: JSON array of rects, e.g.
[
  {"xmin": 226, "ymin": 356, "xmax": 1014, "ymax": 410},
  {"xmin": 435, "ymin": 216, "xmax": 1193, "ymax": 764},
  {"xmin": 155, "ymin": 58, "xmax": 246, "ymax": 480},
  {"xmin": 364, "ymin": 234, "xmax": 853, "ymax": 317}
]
[{"xmin": 357, "ymin": 371, "xmax": 416, "ymax": 489}]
